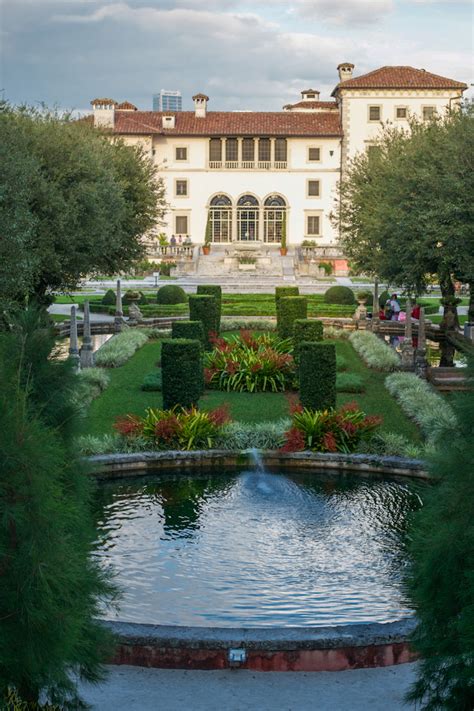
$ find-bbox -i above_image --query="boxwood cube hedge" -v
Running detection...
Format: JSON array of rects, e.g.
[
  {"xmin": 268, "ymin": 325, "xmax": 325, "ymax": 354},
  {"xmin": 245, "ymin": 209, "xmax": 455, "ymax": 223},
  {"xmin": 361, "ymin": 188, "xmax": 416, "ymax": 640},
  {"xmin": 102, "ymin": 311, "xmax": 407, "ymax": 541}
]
[
  {"xmin": 299, "ymin": 341, "xmax": 336, "ymax": 411},
  {"xmin": 161, "ymin": 338, "xmax": 203, "ymax": 410},
  {"xmin": 197, "ymin": 285, "xmax": 222, "ymax": 331},
  {"xmin": 189, "ymin": 294, "xmax": 219, "ymax": 350},
  {"xmin": 293, "ymin": 319, "xmax": 324, "ymax": 363},
  {"xmin": 277, "ymin": 296, "xmax": 307, "ymax": 339},
  {"xmin": 172, "ymin": 319, "xmax": 205, "ymax": 347}
]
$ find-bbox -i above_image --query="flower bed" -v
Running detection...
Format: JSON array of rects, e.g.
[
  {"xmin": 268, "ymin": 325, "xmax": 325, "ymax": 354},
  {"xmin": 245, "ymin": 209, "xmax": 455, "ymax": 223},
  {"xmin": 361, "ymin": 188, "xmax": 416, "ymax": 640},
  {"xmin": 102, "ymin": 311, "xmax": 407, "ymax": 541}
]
[{"xmin": 204, "ymin": 330, "xmax": 295, "ymax": 393}]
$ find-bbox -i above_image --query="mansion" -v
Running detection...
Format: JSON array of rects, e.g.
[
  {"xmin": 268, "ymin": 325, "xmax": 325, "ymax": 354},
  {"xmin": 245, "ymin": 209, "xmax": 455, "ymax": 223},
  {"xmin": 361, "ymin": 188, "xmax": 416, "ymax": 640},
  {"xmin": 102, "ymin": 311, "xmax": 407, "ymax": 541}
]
[{"xmin": 90, "ymin": 63, "xmax": 466, "ymax": 272}]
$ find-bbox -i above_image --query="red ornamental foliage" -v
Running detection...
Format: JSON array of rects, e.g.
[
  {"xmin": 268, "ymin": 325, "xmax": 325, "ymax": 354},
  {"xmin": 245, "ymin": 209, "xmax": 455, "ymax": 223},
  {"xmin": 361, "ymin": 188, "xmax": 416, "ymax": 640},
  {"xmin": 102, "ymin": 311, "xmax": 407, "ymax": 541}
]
[
  {"xmin": 113, "ymin": 415, "xmax": 142, "ymax": 437},
  {"xmin": 322, "ymin": 432, "xmax": 338, "ymax": 452},
  {"xmin": 226, "ymin": 360, "xmax": 238, "ymax": 374},
  {"xmin": 281, "ymin": 427, "xmax": 306, "ymax": 453},
  {"xmin": 204, "ymin": 367, "xmax": 216, "ymax": 384},
  {"xmin": 285, "ymin": 392, "xmax": 303, "ymax": 415},
  {"xmin": 207, "ymin": 404, "xmax": 231, "ymax": 427},
  {"xmin": 154, "ymin": 415, "xmax": 180, "ymax": 443},
  {"xmin": 363, "ymin": 415, "xmax": 383, "ymax": 428},
  {"xmin": 209, "ymin": 332, "xmax": 229, "ymax": 351},
  {"xmin": 240, "ymin": 329, "xmax": 258, "ymax": 349}
]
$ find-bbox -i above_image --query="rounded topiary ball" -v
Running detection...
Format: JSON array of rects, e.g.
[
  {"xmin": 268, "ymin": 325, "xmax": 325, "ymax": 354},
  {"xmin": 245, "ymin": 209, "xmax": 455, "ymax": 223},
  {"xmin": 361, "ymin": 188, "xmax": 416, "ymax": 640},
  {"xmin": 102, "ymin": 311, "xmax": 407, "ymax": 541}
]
[
  {"xmin": 324, "ymin": 286, "xmax": 356, "ymax": 305},
  {"xmin": 156, "ymin": 285, "xmax": 187, "ymax": 305},
  {"xmin": 101, "ymin": 289, "xmax": 116, "ymax": 306}
]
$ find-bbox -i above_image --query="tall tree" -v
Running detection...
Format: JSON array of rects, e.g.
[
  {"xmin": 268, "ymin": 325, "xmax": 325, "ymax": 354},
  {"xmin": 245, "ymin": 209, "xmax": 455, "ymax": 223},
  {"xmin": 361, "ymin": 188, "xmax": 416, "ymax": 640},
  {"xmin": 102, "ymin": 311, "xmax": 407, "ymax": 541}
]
[
  {"xmin": 0, "ymin": 309, "xmax": 117, "ymax": 707},
  {"xmin": 405, "ymin": 360, "xmax": 474, "ymax": 710},
  {"xmin": 0, "ymin": 102, "xmax": 166, "ymax": 312},
  {"xmin": 333, "ymin": 107, "xmax": 474, "ymax": 317}
]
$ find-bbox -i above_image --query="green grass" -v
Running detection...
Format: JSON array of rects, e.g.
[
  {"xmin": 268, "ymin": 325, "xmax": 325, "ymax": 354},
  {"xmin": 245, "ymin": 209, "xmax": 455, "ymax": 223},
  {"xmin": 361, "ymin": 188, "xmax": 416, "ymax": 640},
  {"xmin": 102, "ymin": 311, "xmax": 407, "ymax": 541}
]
[
  {"xmin": 82, "ymin": 334, "xmax": 420, "ymax": 442},
  {"xmin": 429, "ymin": 314, "xmax": 468, "ymax": 326}
]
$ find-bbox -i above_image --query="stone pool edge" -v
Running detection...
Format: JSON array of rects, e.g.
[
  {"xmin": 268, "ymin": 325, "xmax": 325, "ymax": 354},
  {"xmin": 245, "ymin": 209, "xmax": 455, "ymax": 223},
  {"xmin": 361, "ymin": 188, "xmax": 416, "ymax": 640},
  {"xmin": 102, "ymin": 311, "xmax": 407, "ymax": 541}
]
[{"xmin": 87, "ymin": 450, "xmax": 425, "ymax": 672}]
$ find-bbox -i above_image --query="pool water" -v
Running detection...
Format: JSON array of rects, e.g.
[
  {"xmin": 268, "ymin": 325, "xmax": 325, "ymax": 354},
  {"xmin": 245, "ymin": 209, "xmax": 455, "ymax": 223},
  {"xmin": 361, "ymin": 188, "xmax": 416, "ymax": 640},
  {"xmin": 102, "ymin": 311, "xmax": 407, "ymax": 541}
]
[{"xmin": 93, "ymin": 469, "xmax": 424, "ymax": 627}]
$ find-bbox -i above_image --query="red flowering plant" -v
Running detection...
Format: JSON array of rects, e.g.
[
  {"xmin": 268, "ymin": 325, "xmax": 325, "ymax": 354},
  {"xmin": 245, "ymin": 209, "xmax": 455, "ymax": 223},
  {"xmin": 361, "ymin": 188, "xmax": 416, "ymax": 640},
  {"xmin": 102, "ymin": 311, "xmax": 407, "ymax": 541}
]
[
  {"xmin": 113, "ymin": 405, "xmax": 231, "ymax": 450},
  {"xmin": 281, "ymin": 401, "xmax": 382, "ymax": 453},
  {"xmin": 203, "ymin": 331, "xmax": 295, "ymax": 393}
]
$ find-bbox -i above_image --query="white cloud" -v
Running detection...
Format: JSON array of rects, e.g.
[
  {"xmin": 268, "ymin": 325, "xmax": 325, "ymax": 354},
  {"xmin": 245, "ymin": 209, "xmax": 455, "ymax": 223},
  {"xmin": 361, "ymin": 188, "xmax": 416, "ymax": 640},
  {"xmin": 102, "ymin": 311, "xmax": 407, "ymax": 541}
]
[{"xmin": 289, "ymin": 0, "xmax": 394, "ymax": 25}]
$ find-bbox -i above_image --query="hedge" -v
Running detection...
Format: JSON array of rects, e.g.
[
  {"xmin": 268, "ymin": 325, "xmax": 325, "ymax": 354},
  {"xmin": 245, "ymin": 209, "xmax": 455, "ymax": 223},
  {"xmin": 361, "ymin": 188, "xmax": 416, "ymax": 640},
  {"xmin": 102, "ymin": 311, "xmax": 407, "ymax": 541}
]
[
  {"xmin": 101, "ymin": 289, "xmax": 116, "ymax": 306},
  {"xmin": 299, "ymin": 341, "xmax": 336, "ymax": 411},
  {"xmin": 172, "ymin": 320, "xmax": 205, "ymax": 347},
  {"xmin": 324, "ymin": 285, "xmax": 355, "ymax": 305},
  {"xmin": 277, "ymin": 296, "xmax": 307, "ymax": 339},
  {"xmin": 275, "ymin": 286, "xmax": 300, "ymax": 302},
  {"xmin": 156, "ymin": 284, "xmax": 187, "ymax": 304},
  {"xmin": 189, "ymin": 294, "xmax": 219, "ymax": 350},
  {"xmin": 197, "ymin": 285, "xmax": 222, "ymax": 332},
  {"xmin": 161, "ymin": 338, "xmax": 203, "ymax": 410},
  {"xmin": 293, "ymin": 319, "xmax": 323, "ymax": 363}
]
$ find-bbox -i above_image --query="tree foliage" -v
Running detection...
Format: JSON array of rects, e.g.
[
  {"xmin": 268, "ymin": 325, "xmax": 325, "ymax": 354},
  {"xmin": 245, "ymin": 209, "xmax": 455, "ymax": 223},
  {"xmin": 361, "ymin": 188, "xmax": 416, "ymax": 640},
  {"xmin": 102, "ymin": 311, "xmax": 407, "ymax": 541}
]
[
  {"xmin": 405, "ymin": 359, "xmax": 474, "ymax": 710},
  {"xmin": 334, "ymin": 108, "xmax": 474, "ymax": 303},
  {"xmin": 0, "ymin": 102, "xmax": 166, "ymax": 312},
  {"xmin": 0, "ymin": 309, "xmax": 117, "ymax": 707}
]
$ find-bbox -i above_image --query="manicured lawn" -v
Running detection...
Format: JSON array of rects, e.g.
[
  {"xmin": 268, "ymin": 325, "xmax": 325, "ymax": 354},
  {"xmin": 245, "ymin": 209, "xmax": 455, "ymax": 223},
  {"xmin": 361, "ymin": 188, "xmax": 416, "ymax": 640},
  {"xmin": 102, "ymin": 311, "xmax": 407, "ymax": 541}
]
[{"xmin": 82, "ymin": 335, "xmax": 420, "ymax": 442}]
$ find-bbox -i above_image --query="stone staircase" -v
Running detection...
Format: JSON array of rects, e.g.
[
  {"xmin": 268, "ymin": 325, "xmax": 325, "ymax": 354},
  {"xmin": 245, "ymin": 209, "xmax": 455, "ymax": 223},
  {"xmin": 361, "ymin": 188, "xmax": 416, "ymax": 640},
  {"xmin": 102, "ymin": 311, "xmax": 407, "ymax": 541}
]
[{"xmin": 194, "ymin": 244, "xmax": 290, "ymax": 279}]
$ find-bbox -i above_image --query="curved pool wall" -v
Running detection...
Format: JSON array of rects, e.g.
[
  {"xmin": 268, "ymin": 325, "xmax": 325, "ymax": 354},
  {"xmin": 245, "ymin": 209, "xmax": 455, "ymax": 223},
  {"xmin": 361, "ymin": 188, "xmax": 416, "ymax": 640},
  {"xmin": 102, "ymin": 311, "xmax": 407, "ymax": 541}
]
[{"xmin": 87, "ymin": 451, "xmax": 428, "ymax": 672}]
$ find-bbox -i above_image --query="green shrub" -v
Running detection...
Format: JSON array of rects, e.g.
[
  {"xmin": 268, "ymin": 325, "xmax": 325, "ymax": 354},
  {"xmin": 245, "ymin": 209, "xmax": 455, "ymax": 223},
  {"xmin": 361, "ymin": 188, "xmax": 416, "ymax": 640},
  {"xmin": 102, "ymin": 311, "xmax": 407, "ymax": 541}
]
[
  {"xmin": 277, "ymin": 296, "xmax": 308, "ymax": 339},
  {"xmin": 293, "ymin": 319, "xmax": 323, "ymax": 364},
  {"xmin": 141, "ymin": 370, "xmax": 162, "ymax": 391},
  {"xmin": 138, "ymin": 291, "xmax": 149, "ymax": 305},
  {"xmin": 122, "ymin": 290, "xmax": 141, "ymax": 304},
  {"xmin": 189, "ymin": 295, "xmax": 219, "ymax": 350},
  {"xmin": 275, "ymin": 286, "xmax": 299, "ymax": 302},
  {"xmin": 197, "ymin": 285, "xmax": 222, "ymax": 332},
  {"xmin": 318, "ymin": 261, "xmax": 333, "ymax": 275},
  {"xmin": 156, "ymin": 284, "xmax": 187, "ymax": 304},
  {"xmin": 324, "ymin": 285, "xmax": 355, "ymax": 305},
  {"xmin": 216, "ymin": 419, "xmax": 290, "ymax": 450},
  {"xmin": 349, "ymin": 331, "xmax": 400, "ymax": 371},
  {"xmin": 379, "ymin": 290, "xmax": 390, "ymax": 309},
  {"xmin": 72, "ymin": 367, "xmax": 110, "ymax": 410},
  {"xmin": 172, "ymin": 319, "xmax": 205, "ymax": 347},
  {"xmin": 101, "ymin": 289, "xmax": 116, "ymax": 306},
  {"xmin": 299, "ymin": 341, "xmax": 336, "ymax": 411},
  {"xmin": 336, "ymin": 372, "xmax": 365, "ymax": 393},
  {"xmin": 221, "ymin": 319, "xmax": 276, "ymax": 332},
  {"xmin": 356, "ymin": 290, "xmax": 373, "ymax": 302},
  {"xmin": 161, "ymin": 338, "xmax": 203, "ymax": 409},
  {"xmin": 94, "ymin": 330, "xmax": 149, "ymax": 368}
]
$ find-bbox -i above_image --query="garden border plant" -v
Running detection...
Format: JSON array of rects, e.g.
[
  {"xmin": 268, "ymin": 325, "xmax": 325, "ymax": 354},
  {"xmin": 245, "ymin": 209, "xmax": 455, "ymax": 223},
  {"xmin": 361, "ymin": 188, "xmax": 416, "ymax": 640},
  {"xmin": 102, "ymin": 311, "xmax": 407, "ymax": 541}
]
[
  {"xmin": 349, "ymin": 330, "xmax": 400, "ymax": 371},
  {"xmin": 94, "ymin": 330, "xmax": 149, "ymax": 368}
]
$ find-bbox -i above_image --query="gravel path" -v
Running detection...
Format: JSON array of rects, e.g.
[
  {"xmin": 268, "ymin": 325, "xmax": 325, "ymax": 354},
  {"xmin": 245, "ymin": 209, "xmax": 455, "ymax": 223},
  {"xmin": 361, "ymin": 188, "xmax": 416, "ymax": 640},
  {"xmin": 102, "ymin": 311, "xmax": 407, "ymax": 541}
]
[{"xmin": 79, "ymin": 663, "xmax": 417, "ymax": 711}]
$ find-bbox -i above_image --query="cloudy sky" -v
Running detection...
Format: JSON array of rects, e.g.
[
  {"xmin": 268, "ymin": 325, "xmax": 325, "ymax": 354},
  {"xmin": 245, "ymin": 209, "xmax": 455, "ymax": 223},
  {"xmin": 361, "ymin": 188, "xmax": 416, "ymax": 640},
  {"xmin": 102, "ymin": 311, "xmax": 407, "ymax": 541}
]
[{"xmin": 2, "ymin": 0, "xmax": 472, "ymax": 113}]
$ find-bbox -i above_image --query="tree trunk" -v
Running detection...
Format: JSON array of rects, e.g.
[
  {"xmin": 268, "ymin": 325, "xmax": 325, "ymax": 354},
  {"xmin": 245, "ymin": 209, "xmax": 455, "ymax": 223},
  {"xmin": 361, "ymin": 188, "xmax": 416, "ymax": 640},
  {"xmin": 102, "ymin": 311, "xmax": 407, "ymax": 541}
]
[
  {"xmin": 468, "ymin": 281, "xmax": 474, "ymax": 323},
  {"xmin": 439, "ymin": 272, "xmax": 460, "ymax": 330}
]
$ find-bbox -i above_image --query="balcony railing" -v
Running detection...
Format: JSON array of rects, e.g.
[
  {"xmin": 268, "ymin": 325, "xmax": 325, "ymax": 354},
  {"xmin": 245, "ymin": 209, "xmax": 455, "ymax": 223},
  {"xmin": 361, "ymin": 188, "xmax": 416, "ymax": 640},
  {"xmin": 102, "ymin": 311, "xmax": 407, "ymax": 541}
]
[{"xmin": 208, "ymin": 160, "xmax": 287, "ymax": 170}]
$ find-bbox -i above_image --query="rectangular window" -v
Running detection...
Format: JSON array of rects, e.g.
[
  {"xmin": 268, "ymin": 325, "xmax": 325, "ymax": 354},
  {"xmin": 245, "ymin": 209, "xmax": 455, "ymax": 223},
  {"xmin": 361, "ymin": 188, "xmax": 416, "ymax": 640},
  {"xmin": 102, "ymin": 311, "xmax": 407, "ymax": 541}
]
[
  {"xmin": 368, "ymin": 105, "xmax": 381, "ymax": 121},
  {"xmin": 175, "ymin": 180, "xmax": 188, "ymax": 197},
  {"xmin": 242, "ymin": 138, "xmax": 255, "ymax": 161},
  {"xmin": 209, "ymin": 138, "xmax": 222, "ymax": 162},
  {"xmin": 175, "ymin": 147, "xmax": 187, "ymax": 161},
  {"xmin": 423, "ymin": 106, "xmax": 436, "ymax": 120},
  {"xmin": 307, "ymin": 180, "xmax": 320, "ymax": 197},
  {"xmin": 308, "ymin": 147, "xmax": 321, "ymax": 162},
  {"xmin": 225, "ymin": 138, "xmax": 238, "ymax": 162},
  {"xmin": 175, "ymin": 215, "xmax": 188, "ymax": 235},
  {"xmin": 258, "ymin": 138, "xmax": 271, "ymax": 162},
  {"xmin": 275, "ymin": 138, "xmax": 287, "ymax": 162},
  {"xmin": 396, "ymin": 106, "xmax": 407, "ymax": 119},
  {"xmin": 307, "ymin": 215, "xmax": 320, "ymax": 236}
]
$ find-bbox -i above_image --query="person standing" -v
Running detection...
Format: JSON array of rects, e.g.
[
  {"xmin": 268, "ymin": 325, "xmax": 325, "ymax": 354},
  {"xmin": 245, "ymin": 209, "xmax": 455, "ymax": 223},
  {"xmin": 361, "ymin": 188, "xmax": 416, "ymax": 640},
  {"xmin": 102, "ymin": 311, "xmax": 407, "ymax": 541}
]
[{"xmin": 389, "ymin": 294, "xmax": 401, "ymax": 321}]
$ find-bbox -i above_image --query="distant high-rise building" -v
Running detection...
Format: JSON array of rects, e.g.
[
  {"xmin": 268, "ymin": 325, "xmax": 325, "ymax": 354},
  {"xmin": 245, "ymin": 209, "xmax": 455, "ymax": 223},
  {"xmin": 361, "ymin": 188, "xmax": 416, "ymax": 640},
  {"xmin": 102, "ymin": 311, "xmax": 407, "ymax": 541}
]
[{"xmin": 153, "ymin": 90, "xmax": 182, "ymax": 112}]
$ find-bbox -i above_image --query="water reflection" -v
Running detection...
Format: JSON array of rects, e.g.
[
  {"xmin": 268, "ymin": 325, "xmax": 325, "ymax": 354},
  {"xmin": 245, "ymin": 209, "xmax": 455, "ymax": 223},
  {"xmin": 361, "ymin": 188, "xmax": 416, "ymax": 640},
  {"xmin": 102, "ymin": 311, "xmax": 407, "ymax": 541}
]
[
  {"xmin": 55, "ymin": 333, "xmax": 113, "ymax": 360},
  {"xmin": 93, "ymin": 469, "xmax": 426, "ymax": 628}
]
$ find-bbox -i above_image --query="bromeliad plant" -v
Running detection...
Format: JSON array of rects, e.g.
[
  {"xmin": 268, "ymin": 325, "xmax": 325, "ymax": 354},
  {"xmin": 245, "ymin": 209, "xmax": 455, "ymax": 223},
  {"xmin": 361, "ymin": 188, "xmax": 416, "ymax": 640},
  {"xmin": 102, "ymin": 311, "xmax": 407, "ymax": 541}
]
[
  {"xmin": 204, "ymin": 330, "xmax": 295, "ymax": 393},
  {"xmin": 281, "ymin": 401, "xmax": 382, "ymax": 453},
  {"xmin": 114, "ymin": 404, "xmax": 231, "ymax": 450}
]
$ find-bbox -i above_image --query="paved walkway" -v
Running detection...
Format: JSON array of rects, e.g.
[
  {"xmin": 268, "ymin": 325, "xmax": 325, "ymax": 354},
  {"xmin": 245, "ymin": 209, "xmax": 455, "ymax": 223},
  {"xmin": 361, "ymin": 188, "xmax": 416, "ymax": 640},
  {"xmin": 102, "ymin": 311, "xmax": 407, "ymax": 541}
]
[{"xmin": 79, "ymin": 663, "xmax": 417, "ymax": 711}]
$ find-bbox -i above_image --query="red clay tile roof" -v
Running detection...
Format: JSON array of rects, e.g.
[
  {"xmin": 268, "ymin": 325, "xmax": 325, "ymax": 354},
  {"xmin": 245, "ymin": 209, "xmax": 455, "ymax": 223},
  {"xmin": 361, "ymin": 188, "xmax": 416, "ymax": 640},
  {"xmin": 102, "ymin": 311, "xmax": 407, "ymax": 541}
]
[
  {"xmin": 333, "ymin": 66, "xmax": 467, "ymax": 93},
  {"xmin": 283, "ymin": 100, "xmax": 339, "ymax": 110},
  {"xmin": 116, "ymin": 101, "xmax": 137, "ymax": 110},
  {"xmin": 112, "ymin": 110, "xmax": 343, "ymax": 137}
]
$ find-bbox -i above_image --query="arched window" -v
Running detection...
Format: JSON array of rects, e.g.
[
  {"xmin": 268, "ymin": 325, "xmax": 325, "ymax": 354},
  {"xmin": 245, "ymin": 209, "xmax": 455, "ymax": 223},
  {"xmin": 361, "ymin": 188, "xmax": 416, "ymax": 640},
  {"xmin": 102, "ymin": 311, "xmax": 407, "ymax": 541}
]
[
  {"xmin": 264, "ymin": 195, "xmax": 287, "ymax": 243},
  {"xmin": 209, "ymin": 194, "xmax": 232, "ymax": 243},
  {"xmin": 237, "ymin": 194, "xmax": 259, "ymax": 241}
]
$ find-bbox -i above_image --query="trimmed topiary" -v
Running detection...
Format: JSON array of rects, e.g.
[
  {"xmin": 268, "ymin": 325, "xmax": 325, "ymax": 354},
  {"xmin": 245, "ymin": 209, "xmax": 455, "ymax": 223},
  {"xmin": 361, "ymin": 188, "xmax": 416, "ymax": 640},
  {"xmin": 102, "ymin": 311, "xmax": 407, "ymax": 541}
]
[
  {"xmin": 324, "ymin": 285, "xmax": 355, "ymax": 305},
  {"xmin": 293, "ymin": 319, "xmax": 323, "ymax": 363},
  {"xmin": 197, "ymin": 285, "xmax": 222, "ymax": 332},
  {"xmin": 299, "ymin": 341, "xmax": 336, "ymax": 411},
  {"xmin": 172, "ymin": 320, "xmax": 205, "ymax": 347},
  {"xmin": 275, "ymin": 286, "xmax": 300, "ymax": 303},
  {"xmin": 122, "ymin": 290, "xmax": 141, "ymax": 305},
  {"xmin": 156, "ymin": 284, "xmax": 187, "ymax": 305},
  {"xmin": 101, "ymin": 289, "xmax": 116, "ymax": 306},
  {"xmin": 161, "ymin": 339, "xmax": 202, "ymax": 410},
  {"xmin": 277, "ymin": 296, "xmax": 307, "ymax": 339},
  {"xmin": 189, "ymin": 295, "xmax": 219, "ymax": 350}
]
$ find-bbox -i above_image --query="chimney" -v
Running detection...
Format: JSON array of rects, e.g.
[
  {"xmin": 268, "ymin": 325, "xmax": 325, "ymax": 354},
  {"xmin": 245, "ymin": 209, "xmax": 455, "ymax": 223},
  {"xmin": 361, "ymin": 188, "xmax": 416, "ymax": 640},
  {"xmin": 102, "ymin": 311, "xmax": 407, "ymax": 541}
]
[
  {"xmin": 90, "ymin": 98, "xmax": 117, "ymax": 128},
  {"xmin": 301, "ymin": 89, "xmax": 320, "ymax": 101},
  {"xmin": 337, "ymin": 63, "xmax": 355, "ymax": 82},
  {"xmin": 192, "ymin": 93, "xmax": 209, "ymax": 118},
  {"xmin": 162, "ymin": 113, "xmax": 176, "ymax": 129}
]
